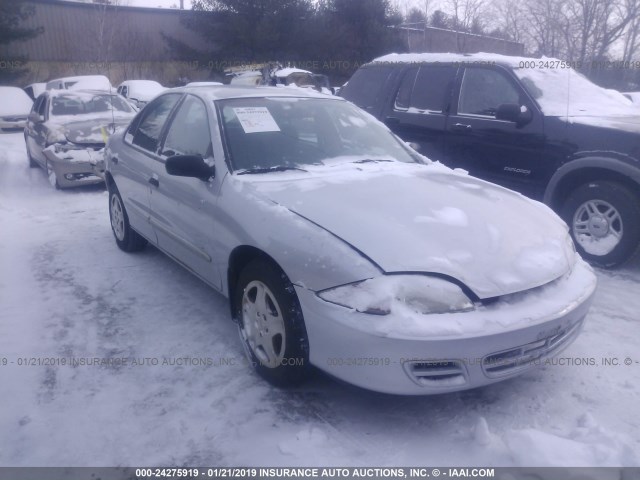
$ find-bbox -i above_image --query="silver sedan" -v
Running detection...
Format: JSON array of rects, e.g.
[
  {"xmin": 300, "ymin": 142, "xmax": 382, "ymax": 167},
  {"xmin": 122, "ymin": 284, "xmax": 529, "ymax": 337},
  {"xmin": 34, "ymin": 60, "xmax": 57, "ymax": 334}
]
[{"xmin": 104, "ymin": 86, "xmax": 597, "ymax": 394}]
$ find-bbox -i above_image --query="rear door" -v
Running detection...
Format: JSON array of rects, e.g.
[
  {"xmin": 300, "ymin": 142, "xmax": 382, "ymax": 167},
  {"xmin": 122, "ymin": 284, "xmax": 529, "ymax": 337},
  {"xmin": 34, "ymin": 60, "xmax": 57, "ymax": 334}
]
[
  {"xmin": 445, "ymin": 65, "xmax": 547, "ymax": 198},
  {"xmin": 111, "ymin": 93, "xmax": 183, "ymax": 242},
  {"xmin": 381, "ymin": 64, "xmax": 457, "ymax": 162}
]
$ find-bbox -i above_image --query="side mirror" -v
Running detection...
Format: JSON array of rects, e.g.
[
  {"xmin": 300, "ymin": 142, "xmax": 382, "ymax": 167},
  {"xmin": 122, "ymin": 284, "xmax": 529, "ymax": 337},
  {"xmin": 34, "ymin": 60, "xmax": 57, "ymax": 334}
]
[
  {"xmin": 407, "ymin": 142, "xmax": 421, "ymax": 152},
  {"xmin": 496, "ymin": 103, "xmax": 532, "ymax": 125},
  {"xmin": 165, "ymin": 154, "xmax": 215, "ymax": 181}
]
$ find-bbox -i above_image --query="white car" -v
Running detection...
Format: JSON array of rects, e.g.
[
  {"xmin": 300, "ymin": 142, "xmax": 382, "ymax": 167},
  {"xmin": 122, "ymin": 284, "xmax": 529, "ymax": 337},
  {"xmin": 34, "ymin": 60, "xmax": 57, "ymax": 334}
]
[
  {"xmin": 104, "ymin": 86, "xmax": 597, "ymax": 394},
  {"xmin": 0, "ymin": 86, "xmax": 33, "ymax": 131},
  {"xmin": 46, "ymin": 75, "xmax": 113, "ymax": 92},
  {"xmin": 117, "ymin": 80, "xmax": 166, "ymax": 108}
]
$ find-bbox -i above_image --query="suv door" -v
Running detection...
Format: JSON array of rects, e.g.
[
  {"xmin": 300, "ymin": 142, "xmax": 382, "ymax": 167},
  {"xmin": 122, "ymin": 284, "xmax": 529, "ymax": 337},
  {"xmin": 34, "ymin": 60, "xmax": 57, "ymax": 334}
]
[
  {"xmin": 382, "ymin": 64, "xmax": 457, "ymax": 162},
  {"xmin": 113, "ymin": 93, "xmax": 183, "ymax": 242},
  {"xmin": 149, "ymin": 94, "xmax": 222, "ymax": 289},
  {"xmin": 446, "ymin": 66, "xmax": 547, "ymax": 198}
]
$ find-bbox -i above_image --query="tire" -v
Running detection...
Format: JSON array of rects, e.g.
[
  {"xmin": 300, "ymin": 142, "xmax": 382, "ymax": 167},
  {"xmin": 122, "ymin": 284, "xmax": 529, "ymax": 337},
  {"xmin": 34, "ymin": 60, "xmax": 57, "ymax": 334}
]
[
  {"xmin": 561, "ymin": 180, "xmax": 640, "ymax": 267},
  {"xmin": 234, "ymin": 258, "xmax": 310, "ymax": 386},
  {"xmin": 108, "ymin": 185, "xmax": 147, "ymax": 252}
]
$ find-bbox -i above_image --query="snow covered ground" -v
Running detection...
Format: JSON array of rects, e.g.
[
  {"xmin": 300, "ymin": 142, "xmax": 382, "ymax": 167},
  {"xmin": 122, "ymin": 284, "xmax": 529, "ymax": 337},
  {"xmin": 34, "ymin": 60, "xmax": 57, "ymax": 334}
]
[{"xmin": 1, "ymin": 131, "xmax": 639, "ymax": 467}]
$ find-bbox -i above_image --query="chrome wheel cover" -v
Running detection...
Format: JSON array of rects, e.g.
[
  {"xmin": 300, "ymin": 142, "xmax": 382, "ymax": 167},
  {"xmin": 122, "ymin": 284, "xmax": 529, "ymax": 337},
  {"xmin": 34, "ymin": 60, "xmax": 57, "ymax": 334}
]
[
  {"xmin": 110, "ymin": 194, "xmax": 126, "ymax": 241},
  {"xmin": 573, "ymin": 199, "xmax": 623, "ymax": 256},
  {"xmin": 240, "ymin": 280, "xmax": 286, "ymax": 369}
]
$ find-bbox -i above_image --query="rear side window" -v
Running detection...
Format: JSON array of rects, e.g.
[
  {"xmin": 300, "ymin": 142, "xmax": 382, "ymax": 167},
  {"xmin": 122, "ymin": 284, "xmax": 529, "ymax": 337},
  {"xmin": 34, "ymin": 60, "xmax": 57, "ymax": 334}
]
[
  {"xmin": 129, "ymin": 93, "xmax": 181, "ymax": 153},
  {"xmin": 410, "ymin": 65, "xmax": 457, "ymax": 112},
  {"xmin": 341, "ymin": 66, "xmax": 394, "ymax": 110}
]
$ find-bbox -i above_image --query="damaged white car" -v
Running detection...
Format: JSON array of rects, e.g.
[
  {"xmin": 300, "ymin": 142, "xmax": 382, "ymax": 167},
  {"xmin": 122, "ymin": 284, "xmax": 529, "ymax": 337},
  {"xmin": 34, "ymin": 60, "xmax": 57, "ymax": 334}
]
[
  {"xmin": 105, "ymin": 86, "xmax": 597, "ymax": 394},
  {"xmin": 25, "ymin": 89, "xmax": 136, "ymax": 189}
]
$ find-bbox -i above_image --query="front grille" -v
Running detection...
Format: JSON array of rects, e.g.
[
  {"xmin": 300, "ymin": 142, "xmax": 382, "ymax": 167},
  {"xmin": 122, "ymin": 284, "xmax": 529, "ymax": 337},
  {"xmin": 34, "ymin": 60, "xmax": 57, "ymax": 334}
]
[
  {"xmin": 483, "ymin": 319, "xmax": 584, "ymax": 378},
  {"xmin": 403, "ymin": 360, "xmax": 467, "ymax": 388},
  {"xmin": 2, "ymin": 116, "xmax": 27, "ymax": 122}
]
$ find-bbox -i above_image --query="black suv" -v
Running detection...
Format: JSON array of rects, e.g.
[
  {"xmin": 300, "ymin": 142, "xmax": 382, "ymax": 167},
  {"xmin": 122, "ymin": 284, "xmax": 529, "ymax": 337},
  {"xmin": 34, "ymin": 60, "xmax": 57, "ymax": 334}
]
[{"xmin": 341, "ymin": 53, "xmax": 640, "ymax": 267}]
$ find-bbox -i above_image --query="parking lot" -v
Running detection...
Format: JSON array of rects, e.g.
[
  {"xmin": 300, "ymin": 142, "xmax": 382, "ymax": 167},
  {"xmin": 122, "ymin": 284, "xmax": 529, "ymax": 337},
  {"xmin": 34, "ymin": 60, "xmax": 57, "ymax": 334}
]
[{"xmin": 1, "ymin": 130, "xmax": 639, "ymax": 467}]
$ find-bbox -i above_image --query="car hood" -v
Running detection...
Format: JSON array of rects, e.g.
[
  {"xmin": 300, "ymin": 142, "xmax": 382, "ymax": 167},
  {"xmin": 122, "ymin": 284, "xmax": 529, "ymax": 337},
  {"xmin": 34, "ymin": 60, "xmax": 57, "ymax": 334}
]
[
  {"xmin": 50, "ymin": 113, "xmax": 135, "ymax": 145},
  {"xmin": 565, "ymin": 114, "xmax": 640, "ymax": 134},
  {"xmin": 239, "ymin": 161, "xmax": 574, "ymax": 299}
]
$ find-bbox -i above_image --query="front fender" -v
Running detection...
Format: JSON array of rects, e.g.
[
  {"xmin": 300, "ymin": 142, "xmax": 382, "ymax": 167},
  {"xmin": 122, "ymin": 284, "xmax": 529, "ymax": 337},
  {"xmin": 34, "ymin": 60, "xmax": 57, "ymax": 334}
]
[
  {"xmin": 544, "ymin": 154, "xmax": 640, "ymax": 205},
  {"xmin": 215, "ymin": 176, "xmax": 382, "ymax": 293}
]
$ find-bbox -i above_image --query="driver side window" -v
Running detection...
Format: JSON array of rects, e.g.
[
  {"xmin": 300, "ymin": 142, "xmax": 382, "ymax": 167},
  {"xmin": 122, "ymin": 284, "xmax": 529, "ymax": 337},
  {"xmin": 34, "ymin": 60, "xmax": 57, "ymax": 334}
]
[
  {"xmin": 161, "ymin": 95, "xmax": 212, "ymax": 158},
  {"xmin": 458, "ymin": 68, "xmax": 520, "ymax": 117}
]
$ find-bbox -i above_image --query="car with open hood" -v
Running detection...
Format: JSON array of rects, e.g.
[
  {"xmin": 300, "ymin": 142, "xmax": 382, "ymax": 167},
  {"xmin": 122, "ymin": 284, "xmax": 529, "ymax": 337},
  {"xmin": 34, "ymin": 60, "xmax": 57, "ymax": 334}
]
[
  {"xmin": 341, "ymin": 53, "xmax": 640, "ymax": 268},
  {"xmin": 25, "ymin": 89, "xmax": 136, "ymax": 188},
  {"xmin": 104, "ymin": 85, "xmax": 597, "ymax": 395}
]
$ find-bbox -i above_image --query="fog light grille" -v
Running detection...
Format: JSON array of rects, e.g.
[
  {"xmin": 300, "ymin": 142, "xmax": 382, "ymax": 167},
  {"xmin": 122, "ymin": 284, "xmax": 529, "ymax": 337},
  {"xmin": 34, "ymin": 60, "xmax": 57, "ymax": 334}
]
[
  {"xmin": 403, "ymin": 360, "xmax": 467, "ymax": 388},
  {"xmin": 483, "ymin": 319, "xmax": 584, "ymax": 378}
]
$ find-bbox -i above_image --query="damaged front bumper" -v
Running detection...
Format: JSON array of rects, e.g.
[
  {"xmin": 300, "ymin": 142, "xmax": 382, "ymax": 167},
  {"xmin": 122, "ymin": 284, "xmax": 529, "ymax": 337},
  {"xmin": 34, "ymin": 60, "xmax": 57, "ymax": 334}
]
[{"xmin": 43, "ymin": 143, "xmax": 105, "ymax": 188}]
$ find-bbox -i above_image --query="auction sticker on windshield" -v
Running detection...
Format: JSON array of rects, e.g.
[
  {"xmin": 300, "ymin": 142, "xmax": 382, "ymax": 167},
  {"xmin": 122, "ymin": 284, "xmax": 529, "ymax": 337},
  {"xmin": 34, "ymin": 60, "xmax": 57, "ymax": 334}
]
[{"xmin": 233, "ymin": 107, "xmax": 281, "ymax": 133}]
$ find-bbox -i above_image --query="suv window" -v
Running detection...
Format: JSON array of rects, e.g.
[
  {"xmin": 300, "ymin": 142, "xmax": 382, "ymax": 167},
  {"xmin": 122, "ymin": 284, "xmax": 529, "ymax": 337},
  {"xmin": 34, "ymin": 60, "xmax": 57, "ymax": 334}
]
[
  {"xmin": 130, "ymin": 93, "xmax": 181, "ymax": 153},
  {"xmin": 161, "ymin": 95, "xmax": 212, "ymax": 158},
  {"xmin": 411, "ymin": 65, "xmax": 457, "ymax": 112},
  {"xmin": 394, "ymin": 67, "xmax": 418, "ymax": 110},
  {"xmin": 341, "ymin": 66, "xmax": 394, "ymax": 110},
  {"xmin": 458, "ymin": 68, "xmax": 520, "ymax": 117}
]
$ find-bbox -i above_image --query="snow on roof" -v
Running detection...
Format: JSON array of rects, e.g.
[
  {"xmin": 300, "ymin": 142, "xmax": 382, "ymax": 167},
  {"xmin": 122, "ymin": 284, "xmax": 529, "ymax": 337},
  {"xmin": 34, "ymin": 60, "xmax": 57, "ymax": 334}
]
[
  {"xmin": 0, "ymin": 86, "xmax": 33, "ymax": 115},
  {"xmin": 179, "ymin": 85, "xmax": 338, "ymax": 102},
  {"xmin": 371, "ymin": 52, "xmax": 531, "ymax": 66},
  {"xmin": 274, "ymin": 68, "xmax": 312, "ymax": 77},
  {"xmin": 185, "ymin": 81, "xmax": 224, "ymax": 87}
]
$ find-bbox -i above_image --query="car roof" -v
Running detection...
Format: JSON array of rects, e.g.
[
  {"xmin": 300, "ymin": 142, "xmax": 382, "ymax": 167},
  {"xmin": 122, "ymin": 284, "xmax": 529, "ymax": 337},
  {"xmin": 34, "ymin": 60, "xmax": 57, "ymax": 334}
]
[
  {"xmin": 367, "ymin": 52, "xmax": 551, "ymax": 69},
  {"xmin": 171, "ymin": 85, "xmax": 338, "ymax": 101}
]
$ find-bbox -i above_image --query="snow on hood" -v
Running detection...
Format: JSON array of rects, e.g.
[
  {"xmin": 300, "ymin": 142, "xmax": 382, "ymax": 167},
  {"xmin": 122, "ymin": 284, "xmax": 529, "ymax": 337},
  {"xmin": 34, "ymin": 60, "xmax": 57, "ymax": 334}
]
[
  {"xmin": 237, "ymin": 161, "xmax": 573, "ymax": 299},
  {"xmin": 514, "ymin": 67, "xmax": 636, "ymax": 117},
  {"xmin": 48, "ymin": 113, "xmax": 135, "ymax": 144},
  {"xmin": 0, "ymin": 87, "xmax": 33, "ymax": 116}
]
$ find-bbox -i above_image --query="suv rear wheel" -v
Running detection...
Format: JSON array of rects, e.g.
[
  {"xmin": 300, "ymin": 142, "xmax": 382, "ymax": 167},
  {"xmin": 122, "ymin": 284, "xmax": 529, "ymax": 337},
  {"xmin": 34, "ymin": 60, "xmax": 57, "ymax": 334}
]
[{"xmin": 561, "ymin": 180, "xmax": 640, "ymax": 267}]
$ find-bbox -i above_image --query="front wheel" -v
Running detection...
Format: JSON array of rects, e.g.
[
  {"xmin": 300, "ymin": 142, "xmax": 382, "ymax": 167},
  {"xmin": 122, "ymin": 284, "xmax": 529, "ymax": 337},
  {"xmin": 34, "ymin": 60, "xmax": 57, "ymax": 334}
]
[
  {"xmin": 234, "ymin": 258, "xmax": 309, "ymax": 386},
  {"xmin": 561, "ymin": 180, "xmax": 640, "ymax": 267},
  {"xmin": 108, "ymin": 186, "xmax": 147, "ymax": 252}
]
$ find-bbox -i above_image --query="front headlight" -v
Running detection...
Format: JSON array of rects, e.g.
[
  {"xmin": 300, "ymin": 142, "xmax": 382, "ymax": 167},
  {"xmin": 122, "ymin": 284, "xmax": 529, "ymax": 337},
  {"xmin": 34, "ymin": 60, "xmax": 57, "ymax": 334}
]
[{"xmin": 318, "ymin": 275, "xmax": 474, "ymax": 315}]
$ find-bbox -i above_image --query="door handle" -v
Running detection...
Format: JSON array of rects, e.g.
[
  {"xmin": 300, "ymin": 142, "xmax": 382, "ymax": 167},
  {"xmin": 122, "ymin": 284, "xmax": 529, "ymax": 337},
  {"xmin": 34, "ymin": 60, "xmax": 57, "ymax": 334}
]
[
  {"xmin": 452, "ymin": 123, "xmax": 472, "ymax": 132},
  {"xmin": 148, "ymin": 177, "xmax": 159, "ymax": 188},
  {"xmin": 384, "ymin": 116, "xmax": 400, "ymax": 127}
]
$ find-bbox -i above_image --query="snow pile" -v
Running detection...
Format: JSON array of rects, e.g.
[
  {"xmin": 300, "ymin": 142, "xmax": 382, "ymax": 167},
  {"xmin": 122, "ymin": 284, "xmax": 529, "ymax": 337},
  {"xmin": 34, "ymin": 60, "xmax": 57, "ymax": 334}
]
[{"xmin": 506, "ymin": 413, "xmax": 638, "ymax": 466}]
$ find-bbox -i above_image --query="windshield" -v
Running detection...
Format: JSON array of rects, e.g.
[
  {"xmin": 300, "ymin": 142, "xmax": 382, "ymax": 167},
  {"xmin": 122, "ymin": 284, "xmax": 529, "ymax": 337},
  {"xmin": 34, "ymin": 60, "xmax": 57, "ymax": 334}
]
[
  {"xmin": 218, "ymin": 97, "xmax": 420, "ymax": 172},
  {"xmin": 514, "ymin": 67, "xmax": 635, "ymax": 117},
  {"xmin": 50, "ymin": 93, "xmax": 134, "ymax": 117}
]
